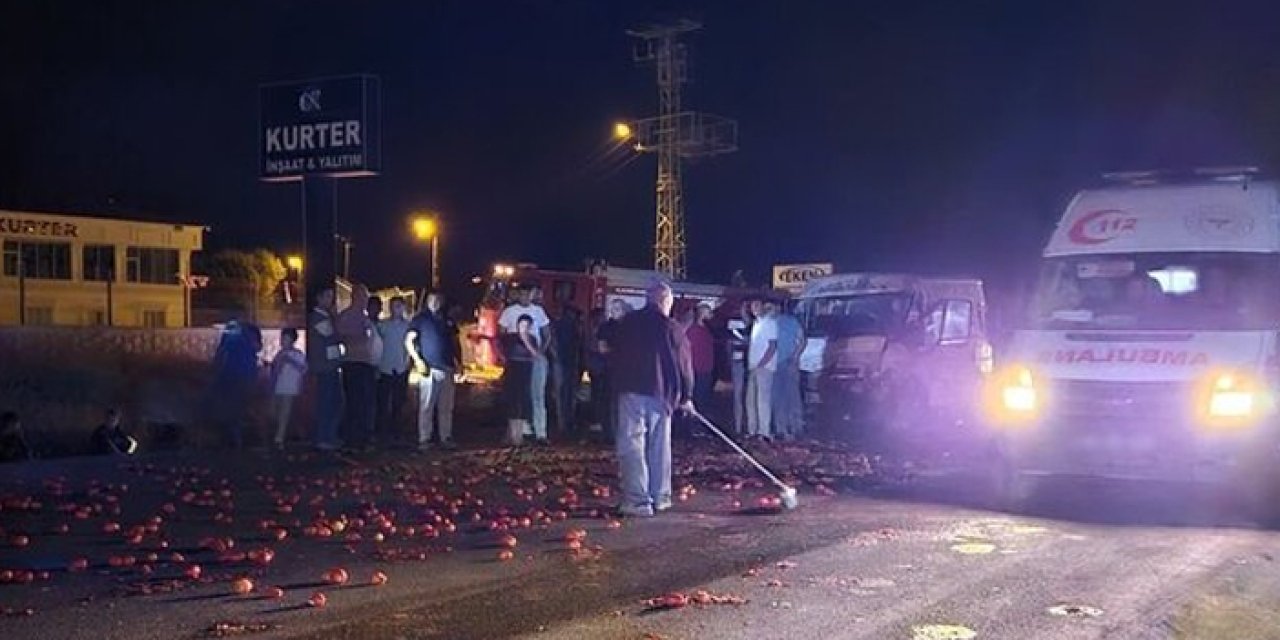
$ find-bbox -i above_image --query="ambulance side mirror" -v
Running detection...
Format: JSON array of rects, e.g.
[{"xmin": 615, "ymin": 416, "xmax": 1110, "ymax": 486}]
[{"xmin": 936, "ymin": 299, "xmax": 973, "ymax": 345}]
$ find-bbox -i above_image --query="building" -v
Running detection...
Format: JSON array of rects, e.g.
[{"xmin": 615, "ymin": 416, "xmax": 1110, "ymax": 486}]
[{"xmin": 0, "ymin": 210, "xmax": 204, "ymax": 327}]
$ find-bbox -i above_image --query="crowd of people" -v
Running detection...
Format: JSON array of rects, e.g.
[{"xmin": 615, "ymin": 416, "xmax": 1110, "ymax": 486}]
[
  {"xmin": 489, "ymin": 284, "xmax": 809, "ymax": 452},
  {"xmin": 0, "ymin": 280, "xmax": 809, "ymax": 468},
  {"xmin": 302, "ymin": 284, "xmax": 463, "ymax": 454}
]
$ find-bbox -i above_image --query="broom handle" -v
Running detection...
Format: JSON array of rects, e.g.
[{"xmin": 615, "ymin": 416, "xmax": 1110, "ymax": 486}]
[{"xmin": 689, "ymin": 410, "xmax": 790, "ymax": 490}]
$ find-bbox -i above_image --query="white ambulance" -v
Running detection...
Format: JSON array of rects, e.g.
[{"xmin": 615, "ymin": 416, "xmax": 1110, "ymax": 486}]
[{"xmin": 989, "ymin": 168, "xmax": 1280, "ymax": 516}]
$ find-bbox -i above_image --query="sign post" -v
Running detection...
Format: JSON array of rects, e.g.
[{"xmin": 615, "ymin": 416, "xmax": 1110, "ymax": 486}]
[
  {"xmin": 260, "ymin": 75, "xmax": 380, "ymax": 436},
  {"xmin": 260, "ymin": 73, "xmax": 380, "ymax": 340}
]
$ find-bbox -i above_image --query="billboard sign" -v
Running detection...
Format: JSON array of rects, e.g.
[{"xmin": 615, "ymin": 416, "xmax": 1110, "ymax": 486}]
[
  {"xmin": 773, "ymin": 262, "xmax": 834, "ymax": 292},
  {"xmin": 260, "ymin": 75, "xmax": 381, "ymax": 181}
]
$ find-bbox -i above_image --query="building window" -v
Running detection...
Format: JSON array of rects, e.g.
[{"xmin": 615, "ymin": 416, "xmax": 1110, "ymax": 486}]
[
  {"xmin": 2, "ymin": 240, "xmax": 72, "ymax": 280},
  {"xmin": 26, "ymin": 307, "xmax": 54, "ymax": 325},
  {"xmin": 83, "ymin": 245, "xmax": 116, "ymax": 282},
  {"xmin": 142, "ymin": 310, "xmax": 167, "ymax": 328},
  {"xmin": 126, "ymin": 247, "xmax": 179, "ymax": 285}
]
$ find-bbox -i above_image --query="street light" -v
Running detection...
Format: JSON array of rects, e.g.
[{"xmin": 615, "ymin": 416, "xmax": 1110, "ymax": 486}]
[
  {"xmin": 613, "ymin": 121, "xmax": 633, "ymax": 140},
  {"xmin": 283, "ymin": 255, "xmax": 303, "ymax": 306},
  {"xmin": 410, "ymin": 214, "xmax": 441, "ymax": 290}
]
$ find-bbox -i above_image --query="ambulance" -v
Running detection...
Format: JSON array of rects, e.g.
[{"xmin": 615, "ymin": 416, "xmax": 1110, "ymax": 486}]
[{"xmin": 988, "ymin": 168, "xmax": 1280, "ymax": 516}]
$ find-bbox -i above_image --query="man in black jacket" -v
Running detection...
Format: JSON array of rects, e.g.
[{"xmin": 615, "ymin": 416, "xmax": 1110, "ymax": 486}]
[{"xmin": 608, "ymin": 280, "xmax": 695, "ymax": 517}]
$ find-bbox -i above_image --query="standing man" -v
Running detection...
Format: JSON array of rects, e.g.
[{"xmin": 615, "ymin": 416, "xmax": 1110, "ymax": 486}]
[
  {"xmin": 773, "ymin": 304, "xmax": 806, "ymax": 440},
  {"xmin": 307, "ymin": 286, "xmax": 344, "ymax": 451},
  {"xmin": 498, "ymin": 287, "xmax": 551, "ymax": 444},
  {"xmin": 610, "ymin": 280, "xmax": 694, "ymax": 517},
  {"xmin": 550, "ymin": 305, "xmax": 583, "ymax": 438},
  {"xmin": 686, "ymin": 303, "xmax": 716, "ymax": 421},
  {"xmin": 376, "ymin": 296, "xmax": 412, "ymax": 442},
  {"xmin": 210, "ymin": 307, "xmax": 262, "ymax": 449},
  {"xmin": 337, "ymin": 284, "xmax": 382, "ymax": 451},
  {"xmin": 746, "ymin": 299, "xmax": 779, "ymax": 441},
  {"xmin": 726, "ymin": 300, "xmax": 754, "ymax": 434},
  {"xmin": 407, "ymin": 292, "xmax": 461, "ymax": 451}
]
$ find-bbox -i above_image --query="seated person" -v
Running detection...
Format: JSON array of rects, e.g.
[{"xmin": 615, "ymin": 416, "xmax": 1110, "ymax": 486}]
[
  {"xmin": 0, "ymin": 412, "xmax": 34, "ymax": 463},
  {"xmin": 92, "ymin": 408, "xmax": 138, "ymax": 456}
]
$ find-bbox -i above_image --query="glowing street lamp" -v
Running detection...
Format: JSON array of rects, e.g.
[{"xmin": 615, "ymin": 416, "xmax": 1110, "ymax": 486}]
[
  {"xmin": 410, "ymin": 214, "xmax": 441, "ymax": 290},
  {"xmin": 613, "ymin": 121, "xmax": 633, "ymax": 140},
  {"xmin": 286, "ymin": 255, "xmax": 303, "ymax": 271}
]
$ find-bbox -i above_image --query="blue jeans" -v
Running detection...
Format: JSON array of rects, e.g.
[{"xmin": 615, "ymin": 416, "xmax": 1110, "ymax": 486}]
[
  {"xmin": 313, "ymin": 370, "xmax": 344, "ymax": 448},
  {"xmin": 530, "ymin": 357, "xmax": 549, "ymax": 439},
  {"xmin": 615, "ymin": 393, "xmax": 672, "ymax": 511}
]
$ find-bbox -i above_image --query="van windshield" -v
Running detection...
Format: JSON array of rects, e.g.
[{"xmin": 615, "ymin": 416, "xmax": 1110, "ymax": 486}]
[
  {"xmin": 797, "ymin": 292, "xmax": 912, "ymax": 338},
  {"xmin": 1029, "ymin": 252, "xmax": 1280, "ymax": 330}
]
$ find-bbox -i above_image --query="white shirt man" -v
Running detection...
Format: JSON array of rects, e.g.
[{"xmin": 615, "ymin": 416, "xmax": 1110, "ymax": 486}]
[{"xmin": 746, "ymin": 302, "xmax": 780, "ymax": 438}]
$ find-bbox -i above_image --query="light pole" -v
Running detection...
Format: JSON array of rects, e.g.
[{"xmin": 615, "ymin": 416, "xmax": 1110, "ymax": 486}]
[{"xmin": 410, "ymin": 214, "xmax": 440, "ymax": 291}]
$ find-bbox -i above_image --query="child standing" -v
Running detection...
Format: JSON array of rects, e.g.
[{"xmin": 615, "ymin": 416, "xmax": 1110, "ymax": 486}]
[{"xmin": 270, "ymin": 328, "xmax": 308, "ymax": 450}]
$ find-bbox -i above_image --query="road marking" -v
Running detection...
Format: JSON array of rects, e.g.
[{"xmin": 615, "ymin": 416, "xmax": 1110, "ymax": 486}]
[
  {"xmin": 912, "ymin": 623, "xmax": 977, "ymax": 639},
  {"xmin": 1047, "ymin": 604, "xmax": 1104, "ymax": 618},
  {"xmin": 950, "ymin": 542, "xmax": 996, "ymax": 555}
]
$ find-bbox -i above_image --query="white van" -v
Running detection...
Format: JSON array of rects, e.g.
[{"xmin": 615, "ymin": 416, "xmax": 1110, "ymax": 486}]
[{"xmin": 989, "ymin": 168, "xmax": 1280, "ymax": 516}]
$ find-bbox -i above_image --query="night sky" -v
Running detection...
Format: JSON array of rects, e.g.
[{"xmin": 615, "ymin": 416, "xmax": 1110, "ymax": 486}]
[{"xmin": 4, "ymin": 1, "xmax": 1280, "ymax": 298}]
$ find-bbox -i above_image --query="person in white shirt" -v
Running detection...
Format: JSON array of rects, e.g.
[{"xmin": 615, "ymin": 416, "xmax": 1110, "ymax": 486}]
[
  {"xmin": 747, "ymin": 299, "xmax": 780, "ymax": 440},
  {"xmin": 498, "ymin": 287, "xmax": 552, "ymax": 443},
  {"xmin": 270, "ymin": 327, "xmax": 308, "ymax": 450},
  {"xmin": 376, "ymin": 296, "xmax": 413, "ymax": 441}
]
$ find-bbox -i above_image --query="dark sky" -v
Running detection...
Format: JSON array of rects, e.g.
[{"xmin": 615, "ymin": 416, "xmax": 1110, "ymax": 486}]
[{"xmin": 4, "ymin": 1, "xmax": 1280, "ymax": 296}]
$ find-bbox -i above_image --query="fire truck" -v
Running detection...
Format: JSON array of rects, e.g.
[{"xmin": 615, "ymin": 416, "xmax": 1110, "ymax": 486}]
[{"xmin": 470, "ymin": 261, "xmax": 754, "ymax": 368}]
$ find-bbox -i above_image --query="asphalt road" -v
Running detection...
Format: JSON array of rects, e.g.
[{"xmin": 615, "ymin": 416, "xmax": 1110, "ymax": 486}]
[{"xmin": 2, "ymin": 437, "xmax": 1280, "ymax": 640}]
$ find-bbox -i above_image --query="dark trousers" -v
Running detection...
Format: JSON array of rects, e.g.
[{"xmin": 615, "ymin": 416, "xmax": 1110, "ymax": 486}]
[
  {"xmin": 552, "ymin": 362, "xmax": 581, "ymax": 436},
  {"xmin": 214, "ymin": 376, "xmax": 253, "ymax": 449},
  {"xmin": 313, "ymin": 370, "xmax": 344, "ymax": 448},
  {"xmin": 376, "ymin": 371, "xmax": 409, "ymax": 440},
  {"xmin": 674, "ymin": 372, "xmax": 716, "ymax": 441},
  {"xmin": 342, "ymin": 362, "xmax": 378, "ymax": 447}
]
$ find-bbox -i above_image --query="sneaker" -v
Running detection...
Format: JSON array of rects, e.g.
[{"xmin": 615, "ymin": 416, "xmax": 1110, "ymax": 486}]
[
  {"xmin": 314, "ymin": 442, "xmax": 338, "ymax": 452},
  {"xmin": 534, "ymin": 438, "xmax": 550, "ymax": 447},
  {"xmin": 440, "ymin": 440, "xmax": 458, "ymax": 451},
  {"xmin": 417, "ymin": 442, "xmax": 431, "ymax": 453},
  {"xmin": 654, "ymin": 498, "xmax": 674, "ymax": 512},
  {"xmin": 619, "ymin": 504, "xmax": 655, "ymax": 518}
]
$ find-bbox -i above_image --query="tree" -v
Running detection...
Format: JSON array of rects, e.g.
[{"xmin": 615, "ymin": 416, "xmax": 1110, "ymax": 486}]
[{"xmin": 200, "ymin": 249, "xmax": 287, "ymax": 307}]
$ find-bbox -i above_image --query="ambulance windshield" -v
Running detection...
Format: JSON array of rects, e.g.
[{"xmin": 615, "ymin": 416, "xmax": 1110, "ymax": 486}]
[{"xmin": 1030, "ymin": 252, "xmax": 1280, "ymax": 330}]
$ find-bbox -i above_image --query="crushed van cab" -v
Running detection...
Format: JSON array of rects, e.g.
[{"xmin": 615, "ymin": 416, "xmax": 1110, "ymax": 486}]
[
  {"xmin": 794, "ymin": 273, "xmax": 992, "ymax": 439},
  {"xmin": 988, "ymin": 168, "xmax": 1280, "ymax": 517}
]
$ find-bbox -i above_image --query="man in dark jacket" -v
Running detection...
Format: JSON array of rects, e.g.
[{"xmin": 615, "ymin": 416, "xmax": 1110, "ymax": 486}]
[
  {"xmin": 308, "ymin": 286, "xmax": 345, "ymax": 451},
  {"xmin": 609, "ymin": 280, "xmax": 694, "ymax": 517}
]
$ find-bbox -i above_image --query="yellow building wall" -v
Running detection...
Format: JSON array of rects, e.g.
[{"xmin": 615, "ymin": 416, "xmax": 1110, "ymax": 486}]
[{"xmin": 0, "ymin": 210, "xmax": 204, "ymax": 328}]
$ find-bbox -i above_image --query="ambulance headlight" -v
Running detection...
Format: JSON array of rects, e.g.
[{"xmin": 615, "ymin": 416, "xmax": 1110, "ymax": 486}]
[
  {"xmin": 1201, "ymin": 370, "xmax": 1268, "ymax": 424},
  {"xmin": 986, "ymin": 364, "xmax": 1038, "ymax": 424}
]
